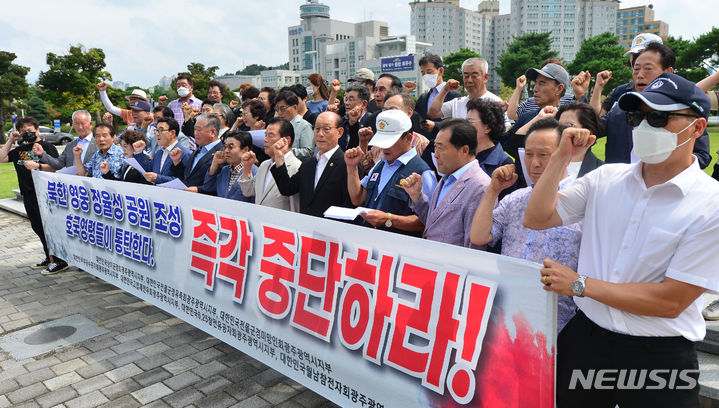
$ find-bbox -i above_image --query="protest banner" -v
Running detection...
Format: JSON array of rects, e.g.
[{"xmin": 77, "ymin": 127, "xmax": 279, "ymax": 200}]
[{"xmin": 34, "ymin": 171, "xmax": 556, "ymax": 407}]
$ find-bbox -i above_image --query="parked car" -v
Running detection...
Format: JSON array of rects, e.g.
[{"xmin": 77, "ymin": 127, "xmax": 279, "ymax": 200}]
[{"xmin": 38, "ymin": 126, "xmax": 74, "ymax": 145}]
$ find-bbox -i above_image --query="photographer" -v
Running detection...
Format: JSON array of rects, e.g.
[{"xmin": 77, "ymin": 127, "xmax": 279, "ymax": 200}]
[{"xmin": 0, "ymin": 116, "xmax": 68, "ymax": 274}]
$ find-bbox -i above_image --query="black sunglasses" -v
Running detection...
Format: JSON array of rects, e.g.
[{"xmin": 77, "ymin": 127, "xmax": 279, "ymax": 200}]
[{"xmin": 625, "ymin": 110, "xmax": 699, "ymax": 128}]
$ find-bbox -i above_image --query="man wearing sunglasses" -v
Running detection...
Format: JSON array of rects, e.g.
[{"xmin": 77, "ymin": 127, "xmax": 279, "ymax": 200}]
[
  {"xmin": 600, "ymin": 42, "xmax": 711, "ymax": 169},
  {"xmin": 524, "ymin": 72, "xmax": 717, "ymax": 407}
]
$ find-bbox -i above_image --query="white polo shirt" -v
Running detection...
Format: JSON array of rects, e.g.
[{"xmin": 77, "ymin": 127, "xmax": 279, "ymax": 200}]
[{"xmin": 556, "ymin": 159, "xmax": 719, "ymax": 341}]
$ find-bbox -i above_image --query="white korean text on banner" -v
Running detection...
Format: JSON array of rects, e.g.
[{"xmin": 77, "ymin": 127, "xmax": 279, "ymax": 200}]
[{"xmin": 34, "ymin": 171, "xmax": 556, "ymax": 407}]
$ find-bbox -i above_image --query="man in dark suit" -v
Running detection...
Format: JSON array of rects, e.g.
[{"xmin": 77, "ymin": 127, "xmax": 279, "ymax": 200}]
[
  {"xmin": 170, "ymin": 113, "xmax": 223, "ymax": 194},
  {"xmin": 35, "ymin": 109, "xmax": 98, "ymax": 170},
  {"xmin": 270, "ymin": 111, "xmax": 353, "ymax": 217},
  {"xmin": 136, "ymin": 117, "xmax": 189, "ymax": 184},
  {"xmin": 414, "ymin": 54, "xmax": 462, "ymax": 139}
]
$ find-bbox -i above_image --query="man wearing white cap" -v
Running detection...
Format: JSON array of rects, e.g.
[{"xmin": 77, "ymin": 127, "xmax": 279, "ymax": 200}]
[
  {"xmin": 97, "ymin": 81, "xmax": 149, "ymax": 125},
  {"xmin": 345, "ymin": 109, "xmax": 437, "ymax": 236},
  {"xmin": 402, "ymin": 119, "xmax": 491, "ymax": 248},
  {"xmin": 592, "ymin": 33, "xmax": 664, "ymax": 115}
]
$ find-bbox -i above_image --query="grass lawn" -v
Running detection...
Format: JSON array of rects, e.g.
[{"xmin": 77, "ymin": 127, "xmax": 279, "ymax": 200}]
[
  {"xmin": 0, "ymin": 162, "xmax": 18, "ymax": 199},
  {"xmin": 590, "ymin": 126, "xmax": 719, "ymax": 176}
]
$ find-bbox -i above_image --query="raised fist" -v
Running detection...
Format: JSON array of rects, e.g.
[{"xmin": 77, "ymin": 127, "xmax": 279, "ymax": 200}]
[{"xmin": 97, "ymin": 82, "xmax": 108, "ymax": 92}]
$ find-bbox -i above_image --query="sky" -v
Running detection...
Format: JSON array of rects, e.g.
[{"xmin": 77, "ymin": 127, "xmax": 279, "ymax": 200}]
[{"xmin": 0, "ymin": 0, "xmax": 714, "ymax": 88}]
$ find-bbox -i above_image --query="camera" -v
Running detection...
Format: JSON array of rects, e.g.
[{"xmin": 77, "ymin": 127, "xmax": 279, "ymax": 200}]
[
  {"xmin": 20, "ymin": 131, "xmax": 36, "ymax": 144},
  {"xmin": 16, "ymin": 160, "xmax": 25, "ymax": 166}
]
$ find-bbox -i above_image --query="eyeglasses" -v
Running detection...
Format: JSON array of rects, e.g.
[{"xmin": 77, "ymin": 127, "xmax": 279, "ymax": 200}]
[
  {"xmin": 276, "ymin": 105, "xmax": 291, "ymax": 113},
  {"xmin": 625, "ymin": 110, "xmax": 699, "ymax": 128},
  {"xmin": 314, "ymin": 126, "xmax": 338, "ymax": 134},
  {"xmin": 156, "ymin": 128, "xmax": 169, "ymax": 134}
]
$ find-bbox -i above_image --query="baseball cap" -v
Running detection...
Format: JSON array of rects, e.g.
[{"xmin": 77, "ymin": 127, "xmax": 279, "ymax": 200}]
[
  {"xmin": 525, "ymin": 63, "xmax": 569, "ymax": 90},
  {"xmin": 618, "ymin": 73, "xmax": 710, "ymax": 119},
  {"xmin": 623, "ymin": 33, "xmax": 664, "ymax": 57},
  {"xmin": 130, "ymin": 100, "xmax": 152, "ymax": 112},
  {"xmin": 125, "ymin": 88, "xmax": 149, "ymax": 102},
  {"xmin": 368, "ymin": 109, "xmax": 412, "ymax": 149},
  {"xmin": 348, "ymin": 68, "xmax": 375, "ymax": 83}
]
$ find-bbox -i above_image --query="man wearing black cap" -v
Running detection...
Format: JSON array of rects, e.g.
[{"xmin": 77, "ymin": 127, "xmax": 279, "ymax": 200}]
[{"xmin": 524, "ymin": 72, "xmax": 718, "ymax": 407}]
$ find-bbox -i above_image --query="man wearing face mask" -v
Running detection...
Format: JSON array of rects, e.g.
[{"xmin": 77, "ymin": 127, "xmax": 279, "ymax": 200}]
[
  {"xmin": 414, "ymin": 54, "xmax": 461, "ymax": 139},
  {"xmin": 523, "ymin": 73, "xmax": 718, "ymax": 407},
  {"xmin": 163, "ymin": 74, "xmax": 203, "ymax": 129}
]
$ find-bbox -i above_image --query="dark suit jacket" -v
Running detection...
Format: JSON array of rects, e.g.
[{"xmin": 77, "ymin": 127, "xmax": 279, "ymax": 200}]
[
  {"xmin": 270, "ymin": 147, "xmax": 353, "ymax": 217},
  {"xmin": 102, "ymin": 165, "xmax": 150, "ymax": 185},
  {"xmin": 577, "ymin": 150, "xmax": 604, "ymax": 178},
  {"xmin": 135, "ymin": 144, "xmax": 190, "ymax": 184},
  {"xmin": 171, "ymin": 141, "xmax": 224, "ymax": 193},
  {"xmin": 415, "ymin": 88, "xmax": 462, "ymax": 139}
]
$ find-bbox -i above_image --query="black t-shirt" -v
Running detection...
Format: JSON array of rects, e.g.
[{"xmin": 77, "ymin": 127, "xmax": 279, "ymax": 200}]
[{"xmin": 8, "ymin": 140, "xmax": 58, "ymax": 195}]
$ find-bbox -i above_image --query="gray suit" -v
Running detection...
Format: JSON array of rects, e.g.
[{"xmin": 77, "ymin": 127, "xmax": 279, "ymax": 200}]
[
  {"xmin": 40, "ymin": 135, "xmax": 98, "ymax": 169},
  {"xmin": 239, "ymin": 152, "xmax": 301, "ymax": 212}
]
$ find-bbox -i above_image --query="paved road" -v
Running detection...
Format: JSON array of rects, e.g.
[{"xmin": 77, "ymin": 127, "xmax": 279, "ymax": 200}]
[{"xmin": 0, "ymin": 209, "xmax": 338, "ymax": 408}]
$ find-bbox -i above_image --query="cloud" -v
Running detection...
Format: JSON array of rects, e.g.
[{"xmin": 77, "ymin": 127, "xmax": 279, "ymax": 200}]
[{"xmin": 0, "ymin": 0, "xmax": 712, "ymax": 88}]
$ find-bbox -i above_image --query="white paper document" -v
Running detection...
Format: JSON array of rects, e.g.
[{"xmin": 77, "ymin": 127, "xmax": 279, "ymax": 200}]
[
  {"xmin": 57, "ymin": 166, "xmax": 77, "ymax": 175},
  {"xmin": 123, "ymin": 158, "xmax": 146, "ymax": 175},
  {"xmin": 323, "ymin": 206, "xmax": 372, "ymax": 221},
  {"xmin": 157, "ymin": 178, "xmax": 188, "ymax": 190}
]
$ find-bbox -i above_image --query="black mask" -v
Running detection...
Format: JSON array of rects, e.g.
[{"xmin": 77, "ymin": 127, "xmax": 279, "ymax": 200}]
[{"xmin": 20, "ymin": 131, "xmax": 37, "ymax": 144}]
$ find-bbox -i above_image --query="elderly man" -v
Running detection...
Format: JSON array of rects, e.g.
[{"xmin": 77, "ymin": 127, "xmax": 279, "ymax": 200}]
[
  {"xmin": 239, "ymin": 118, "xmax": 302, "ymax": 211},
  {"xmin": 0, "ymin": 116, "xmax": 67, "ymax": 274},
  {"xmin": 33, "ymin": 109, "xmax": 98, "ymax": 171},
  {"xmin": 470, "ymin": 118, "xmax": 582, "ymax": 332},
  {"xmin": 270, "ymin": 111, "xmax": 353, "ymax": 217},
  {"xmin": 274, "ymin": 90, "xmax": 315, "ymax": 159},
  {"xmin": 428, "ymin": 57, "xmax": 505, "ymax": 123},
  {"xmin": 402, "ymin": 119, "xmax": 491, "ymax": 247},
  {"xmin": 523, "ymin": 73, "xmax": 717, "ymax": 407},
  {"xmin": 206, "ymin": 80, "xmax": 225, "ymax": 104},
  {"xmin": 345, "ymin": 109, "xmax": 436, "ymax": 236},
  {"xmin": 597, "ymin": 42, "xmax": 710, "ymax": 168},
  {"xmin": 170, "ymin": 113, "xmax": 224, "ymax": 193},
  {"xmin": 75, "ymin": 123, "xmax": 124, "ymax": 179},
  {"xmin": 97, "ymin": 82, "xmax": 149, "ymax": 125},
  {"xmin": 340, "ymin": 84, "xmax": 372, "ymax": 150}
]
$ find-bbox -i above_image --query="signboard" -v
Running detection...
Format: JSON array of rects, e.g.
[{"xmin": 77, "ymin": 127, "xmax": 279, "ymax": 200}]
[
  {"xmin": 381, "ymin": 56, "xmax": 415, "ymax": 73},
  {"xmin": 34, "ymin": 171, "xmax": 556, "ymax": 407},
  {"xmin": 53, "ymin": 119, "xmax": 61, "ymax": 133}
]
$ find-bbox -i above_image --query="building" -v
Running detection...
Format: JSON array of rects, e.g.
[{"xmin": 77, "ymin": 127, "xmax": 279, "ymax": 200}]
[
  {"xmin": 286, "ymin": 0, "xmax": 430, "ymax": 88},
  {"xmin": 410, "ymin": 0, "xmax": 620, "ymax": 91},
  {"xmin": 616, "ymin": 5, "xmax": 668, "ymax": 49}
]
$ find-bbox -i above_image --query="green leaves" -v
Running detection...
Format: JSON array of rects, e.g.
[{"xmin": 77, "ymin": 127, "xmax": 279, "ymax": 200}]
[
  {"xmin": 496, "ymin": 32, "xmax": 558, "ymax": 88},
  {"xmin": 567, "ymin": 32, "xmax": 632, "ymax": 96}
]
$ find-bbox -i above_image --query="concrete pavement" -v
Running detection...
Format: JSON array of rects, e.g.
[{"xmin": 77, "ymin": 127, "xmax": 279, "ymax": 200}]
[{"xmin": 0, "ymin": 208, "xmax": 338, "ymax": 408}]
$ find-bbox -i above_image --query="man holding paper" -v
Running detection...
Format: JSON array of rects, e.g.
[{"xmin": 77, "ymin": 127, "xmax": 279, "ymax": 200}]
[
  {"xmin": 136, "ymin": 117, "xmax": 189, "ymax": 185},
  {"xmin": 345, "ymin": 109, "xmax": 436, "ymax": 235}
]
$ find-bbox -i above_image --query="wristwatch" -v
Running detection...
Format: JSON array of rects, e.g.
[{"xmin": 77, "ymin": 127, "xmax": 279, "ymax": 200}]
[
  {"xmin": 384, "ymin": 213, "xmax": 393, "ymax": 228},
  {"xmin": 572, "ymin": 275, "xmax": 587, "ymax": 297}
]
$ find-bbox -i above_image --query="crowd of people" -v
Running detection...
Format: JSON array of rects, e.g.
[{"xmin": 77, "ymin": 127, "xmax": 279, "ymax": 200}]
[{"xmin": 2, "ymin": 31, "xmax": 719, "ymax": 407}]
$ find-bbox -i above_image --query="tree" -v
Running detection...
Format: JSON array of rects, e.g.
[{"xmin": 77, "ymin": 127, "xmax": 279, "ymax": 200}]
[
  {"xmin": 567, "ymin": 32, "xmax": 632, "ymax": 96},
  {"xmin": 172, "ymin": 62, "xmax": 219, "ymax": 101},
  {"xmin": 441, "ymin": 48, "xmax": 482, "ymax": 84},
  {"xmin": 496, "ymin": 32, "xmax": 558, "ymax": 88},
  {"xmin": 27, "ymin": 96, "xmax": 49, "ymax": 124},
  {"xmin": 0, "ymin": 51, "xmax": 30, "ymax": 142},
  {"xmin": 667, "ymin": 28, "xmax": 719, "ymax": 84},
  {"xmin": 36, "ymin": 44, "xmax": 111, "ymax": 122}
]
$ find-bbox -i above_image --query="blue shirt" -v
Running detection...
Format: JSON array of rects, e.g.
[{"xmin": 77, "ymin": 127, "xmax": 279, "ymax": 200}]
[
  {"xmin": 306, "ymin": 99, "xmax": 328, "ymax": 115},
  {"xmin": 426, "ymin": 82, "xmax": 446, "ymax": 113},
  {"xmin": 490, "ymin": 176, "xmax": 582, "ymax": 332},
  {"xmin": 436, "ymin": 160, "xmax": 475, "ymax": 206},
  {"xmin": 361, "ymin": 149, "xmax": 437, "ymax": 199},
  {"xmin": 193, "ymin": 139, "xmax": 221, "ymax": 170},
  {"xmin": 84, "ymin": 144, "xmax": 125, "ymax": 179}
]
